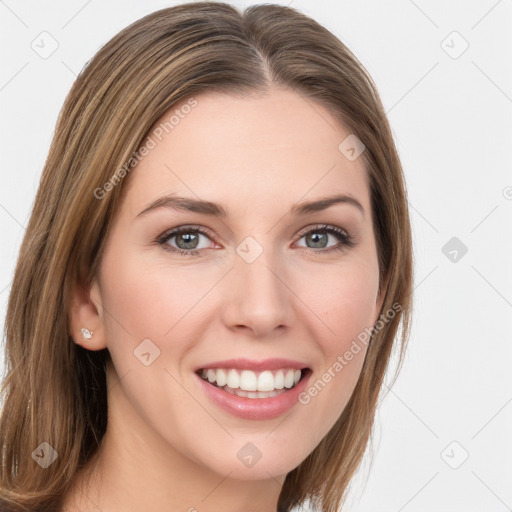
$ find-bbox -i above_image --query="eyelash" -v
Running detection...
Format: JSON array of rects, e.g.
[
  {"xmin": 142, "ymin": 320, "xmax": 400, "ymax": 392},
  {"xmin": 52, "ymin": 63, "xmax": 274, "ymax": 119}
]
[{"xmin": 155, "ymin": 224, "xmax": 355, "ymax": 257}]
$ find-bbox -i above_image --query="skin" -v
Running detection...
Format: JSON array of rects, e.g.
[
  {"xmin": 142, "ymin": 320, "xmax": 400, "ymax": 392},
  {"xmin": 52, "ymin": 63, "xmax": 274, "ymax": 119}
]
[{"xmin": 64, "ymin": 88, "xmax": 384, "ymax": 512}]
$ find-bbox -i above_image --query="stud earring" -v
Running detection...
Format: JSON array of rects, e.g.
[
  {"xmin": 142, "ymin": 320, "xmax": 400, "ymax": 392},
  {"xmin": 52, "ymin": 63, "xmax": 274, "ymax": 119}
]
[{"xmin": 81, "ymin": 328, "xmax": 93, "ymax": 340}]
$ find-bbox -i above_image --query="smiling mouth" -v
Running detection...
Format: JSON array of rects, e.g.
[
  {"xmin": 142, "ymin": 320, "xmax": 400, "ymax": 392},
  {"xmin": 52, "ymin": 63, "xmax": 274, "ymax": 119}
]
[{"xmin": 196, "ymin": 368, "xmax": 312, "ymax": 399}]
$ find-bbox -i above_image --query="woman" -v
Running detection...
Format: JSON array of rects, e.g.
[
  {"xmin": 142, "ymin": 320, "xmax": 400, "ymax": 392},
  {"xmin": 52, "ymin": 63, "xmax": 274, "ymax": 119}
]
[{"xmin": 0, "ymin": 2, "xmax": 413, "ymax": 511}]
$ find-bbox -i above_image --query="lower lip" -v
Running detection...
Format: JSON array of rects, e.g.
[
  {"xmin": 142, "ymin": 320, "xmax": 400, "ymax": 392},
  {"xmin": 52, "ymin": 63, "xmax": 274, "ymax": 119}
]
[{"xmin": 195, "ymin": 370, "xmax": 312, "ymax": 420}]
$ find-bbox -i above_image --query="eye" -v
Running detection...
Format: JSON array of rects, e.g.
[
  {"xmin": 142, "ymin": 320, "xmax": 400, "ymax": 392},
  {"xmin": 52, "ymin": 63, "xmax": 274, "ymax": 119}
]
[
  {"xmin": 294, "ymin": 224, "xmax": 355, "ymax": 253},
  {"xmin": 156, "ymin": 225, "xmax": 215, "ymax": 256},
  {"xmin": 155, "ymin": 223, "xmax": 355, "ymax": 257}
]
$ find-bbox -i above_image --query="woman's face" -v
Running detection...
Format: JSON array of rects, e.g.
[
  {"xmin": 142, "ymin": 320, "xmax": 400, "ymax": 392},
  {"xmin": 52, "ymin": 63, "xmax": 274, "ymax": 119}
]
[{"xmin": 89, "ymin": 88, "xmax": 383, "ymax": 481}]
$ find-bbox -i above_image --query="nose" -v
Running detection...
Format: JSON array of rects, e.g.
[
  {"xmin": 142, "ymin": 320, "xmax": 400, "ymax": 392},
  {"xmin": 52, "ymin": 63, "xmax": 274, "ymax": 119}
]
[{"xmin": 219, "ymin": 242, "xmax": 296, "ymax": 338}]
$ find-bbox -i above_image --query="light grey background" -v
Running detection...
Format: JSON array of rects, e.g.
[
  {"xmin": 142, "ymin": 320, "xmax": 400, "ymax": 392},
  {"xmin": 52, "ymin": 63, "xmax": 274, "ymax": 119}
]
[{"xmin": 1, "ymin": 1, "xmax": 511, "ymax": 510}]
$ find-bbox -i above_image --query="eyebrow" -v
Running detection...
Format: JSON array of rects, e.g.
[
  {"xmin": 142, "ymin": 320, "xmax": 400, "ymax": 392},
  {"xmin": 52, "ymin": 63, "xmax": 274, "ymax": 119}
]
[{"xmin": 136, "ymin": 193, "xmax": 365, "ymax": 219}]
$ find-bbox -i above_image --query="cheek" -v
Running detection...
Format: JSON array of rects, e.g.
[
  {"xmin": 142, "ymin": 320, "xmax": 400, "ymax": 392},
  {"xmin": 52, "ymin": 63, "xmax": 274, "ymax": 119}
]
[
  {"xmin": 296, "ymin": 255, "xmax": 380, "ymax": 343},
  {"xmin": 99, "ymin": 248, "xmax": 206, "ymax": 349},
  {"xmin": 293, "ymin": 258, "xmax": 379, "ymax": 433},
  {"xmin": 97, "ymin": 252, "xmax": 212, "ymax": 453}
]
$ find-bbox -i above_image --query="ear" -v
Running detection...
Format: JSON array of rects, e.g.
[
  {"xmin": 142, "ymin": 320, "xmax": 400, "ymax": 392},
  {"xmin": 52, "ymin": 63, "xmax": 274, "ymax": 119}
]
[{"xmin": 69, "ymin": 270, "xmax": 107, "ymax": 351}]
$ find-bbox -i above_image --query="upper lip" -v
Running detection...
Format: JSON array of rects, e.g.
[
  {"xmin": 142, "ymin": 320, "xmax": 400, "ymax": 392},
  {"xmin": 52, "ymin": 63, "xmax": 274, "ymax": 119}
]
[{"xmin": 195, "ymin": 358, "xmax": 310, "ymax": 372}]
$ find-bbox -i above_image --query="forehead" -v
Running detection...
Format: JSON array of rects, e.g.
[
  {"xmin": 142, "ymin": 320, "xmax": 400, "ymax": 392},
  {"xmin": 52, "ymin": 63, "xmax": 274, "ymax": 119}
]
[{"xmin": 121, "ymin": 88, "xmax": 370, "ymax": 219}]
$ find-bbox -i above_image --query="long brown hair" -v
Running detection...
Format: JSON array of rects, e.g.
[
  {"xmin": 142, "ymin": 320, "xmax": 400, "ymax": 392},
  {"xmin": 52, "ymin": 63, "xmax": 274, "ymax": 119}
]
[{"xmin": 0, "ymin": 2, "xmax": 413, "ymax": 511}]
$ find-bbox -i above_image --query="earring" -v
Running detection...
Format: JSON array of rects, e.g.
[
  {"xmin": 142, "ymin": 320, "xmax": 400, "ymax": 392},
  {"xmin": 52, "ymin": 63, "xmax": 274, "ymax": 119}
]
[{"xmin": 81, "ymin": 328, "xmax": 93, "ymax": 340}]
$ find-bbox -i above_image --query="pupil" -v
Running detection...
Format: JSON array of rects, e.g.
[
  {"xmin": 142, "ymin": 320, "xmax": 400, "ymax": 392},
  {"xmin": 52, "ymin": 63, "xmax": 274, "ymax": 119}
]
[
  {"xmin": 307, "ymin": 232, "xmax": 327, "ymax": 248},
  {"xmin": 177, "ymin": 232, "xmax": 198, "ymax": 249}
]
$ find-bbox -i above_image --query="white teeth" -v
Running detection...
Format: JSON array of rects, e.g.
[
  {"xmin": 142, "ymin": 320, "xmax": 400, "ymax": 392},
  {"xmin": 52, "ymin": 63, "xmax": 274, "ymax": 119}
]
[
  {"xmin": 221, "ymin": 386, "xmax": 287, "ymax": 398},
  {"xmin": 275, "ymin": 370, "xmax": 285, "ymax": 389},
  {"xmin": 215, "ymin": 368, "xmax": 227, "ymax": 387},
  {"xmin": 227, "ymin": 369, "xmax": 240, "ymax": 389},
  {"xmin": 284, "ymin": 370, "xmax": 294, "ymax": 389},
  {"xmin": 199, "ymin": 367, "xmax": 304, "ymax": 392},
  {"xmin": 240, "ymin": 370, "xmax": 257, "ymax": 391},
  {"xmin": 257, "ymin": 370, "xmax": 274, "ymax": 391}
]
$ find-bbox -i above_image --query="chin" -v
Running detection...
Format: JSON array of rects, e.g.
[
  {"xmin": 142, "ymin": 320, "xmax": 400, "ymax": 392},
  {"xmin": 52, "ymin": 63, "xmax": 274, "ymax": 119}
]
[{"xmin": 204, "ymin": 445, "xmax": 309, "ymax": 482}]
